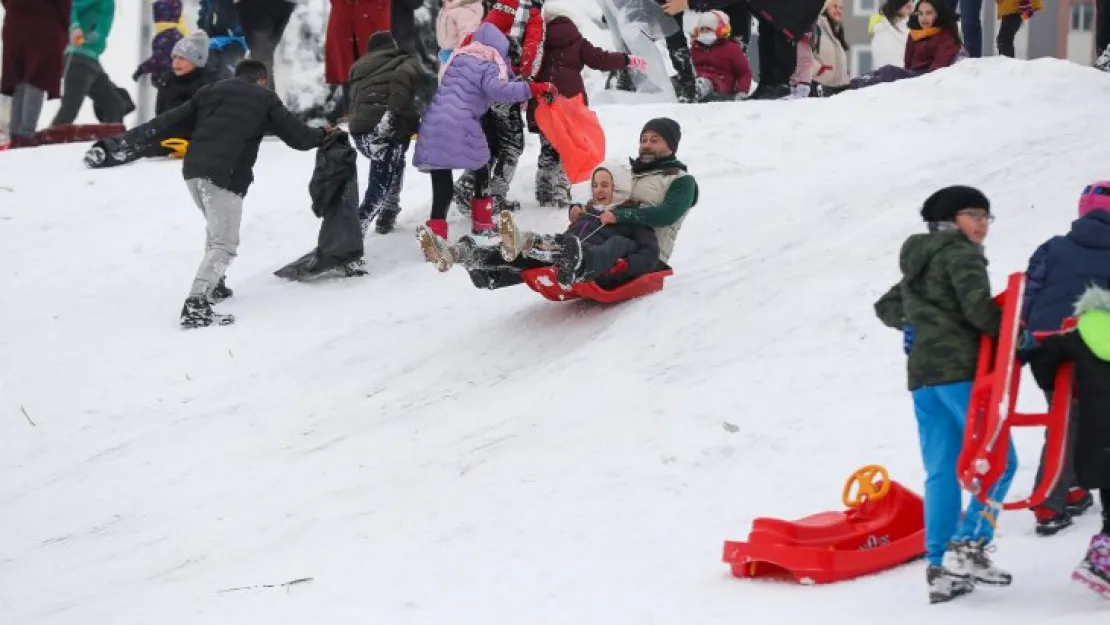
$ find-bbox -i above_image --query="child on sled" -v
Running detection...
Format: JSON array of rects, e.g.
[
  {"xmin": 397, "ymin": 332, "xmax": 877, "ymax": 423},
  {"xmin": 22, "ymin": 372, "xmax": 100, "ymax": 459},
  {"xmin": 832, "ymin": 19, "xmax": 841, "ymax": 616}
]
[
  {"xmin": 1028, "ymin": 283, "xmax": 1110, "ymax": 598},
  {"xmin": 874, "ymin": 185, "xmax": 1022, "ymax": 604}
]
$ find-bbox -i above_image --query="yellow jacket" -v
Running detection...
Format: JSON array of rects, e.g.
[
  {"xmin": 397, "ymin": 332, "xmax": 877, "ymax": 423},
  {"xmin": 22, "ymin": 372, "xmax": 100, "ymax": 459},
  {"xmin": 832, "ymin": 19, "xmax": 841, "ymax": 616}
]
[{"xmin": 996, "ymin": 0, "xmax": 1042, "ymax": 18}]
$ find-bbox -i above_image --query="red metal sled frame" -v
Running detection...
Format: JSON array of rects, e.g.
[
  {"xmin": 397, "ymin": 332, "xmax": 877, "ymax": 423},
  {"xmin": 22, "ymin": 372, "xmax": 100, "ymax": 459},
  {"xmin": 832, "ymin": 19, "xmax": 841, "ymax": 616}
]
[
  {"xmin": 956, "ymin": 272, "xmax": 1076, "ymax": 511},
  {"xmin": 520, "ymin": 259, "xmax": 673, "ymax": 303}
]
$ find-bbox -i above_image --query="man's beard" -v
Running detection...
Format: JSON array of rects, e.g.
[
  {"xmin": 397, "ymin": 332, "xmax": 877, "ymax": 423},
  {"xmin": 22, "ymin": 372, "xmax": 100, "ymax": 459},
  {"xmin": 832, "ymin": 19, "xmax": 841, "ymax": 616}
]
[{"xmin": 638, "ymin": 150, "xmax": 657, "ymax": 163}]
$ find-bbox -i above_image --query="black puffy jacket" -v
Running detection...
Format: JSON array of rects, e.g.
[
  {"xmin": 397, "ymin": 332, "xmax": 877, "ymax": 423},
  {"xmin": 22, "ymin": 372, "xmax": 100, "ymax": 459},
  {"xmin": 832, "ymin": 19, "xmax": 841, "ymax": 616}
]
[
  {"xmin": 154, "ymin": 68, "xmax": 218, "ymax": 116},
  {"xmin": 347, "ymin": 34, "xmax": 436, "ymax": 138},
  {"xmin": 121, "ymin": 77, "xmax": 326, "ymax": 196}
]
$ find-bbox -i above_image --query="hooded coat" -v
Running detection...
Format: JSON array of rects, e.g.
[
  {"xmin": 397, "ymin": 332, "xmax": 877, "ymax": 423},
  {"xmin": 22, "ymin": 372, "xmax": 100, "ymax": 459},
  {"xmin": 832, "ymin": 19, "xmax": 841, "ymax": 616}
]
[
  {"xmin": 136, "ymin": 0, "xmax": 188, "ymax": 81},
  {"xmin": 1030, "ymin": 286, "xmax": 1110, "ymax": 490},
  {"xmin": 874, "ymin": 229, "xmax": 1003, "ymax": 390},
  {"xmin": 324, "ymin": 0, "xmax": 391, "ymax": 85},
  {"xmin": 0, "ymin": 0, "xmax": 70, "ymax": 98},
  {"xmin": 413, "ymin": 23, "xmax": 532, "ymax": 171},
  {"xmin": 347, "ymin": 34, "xmax": 436, "ymax": 138},
  {"xmin": 1022, "ymin": 210, "xmax": 1110, "ymax": 336}
]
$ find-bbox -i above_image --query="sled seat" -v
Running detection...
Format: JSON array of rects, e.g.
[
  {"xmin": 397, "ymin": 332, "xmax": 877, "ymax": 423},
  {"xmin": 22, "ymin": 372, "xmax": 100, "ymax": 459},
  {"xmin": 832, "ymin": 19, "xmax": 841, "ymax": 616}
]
[{"xmin": 520, "ymin": 260, "xmax": 673, "ymax": 303}]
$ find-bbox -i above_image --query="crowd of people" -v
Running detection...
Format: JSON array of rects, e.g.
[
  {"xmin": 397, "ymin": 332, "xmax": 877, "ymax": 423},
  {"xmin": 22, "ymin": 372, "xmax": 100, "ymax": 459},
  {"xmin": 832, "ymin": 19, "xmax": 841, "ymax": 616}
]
[{"xmin": 1, "ymin": 0, "xmax": 1109, "ymax": 606}]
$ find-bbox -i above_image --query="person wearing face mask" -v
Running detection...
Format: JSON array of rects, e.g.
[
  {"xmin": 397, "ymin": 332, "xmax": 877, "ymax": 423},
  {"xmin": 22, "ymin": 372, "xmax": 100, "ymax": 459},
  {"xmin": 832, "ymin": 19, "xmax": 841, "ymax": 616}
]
[
  {"xmin": 689, "ymin": 10, "xmax": 752, "ymax": 101},
  {"xmin": 418, "ymin": 118, "xmax": 698, "ymax": 291},
  {"xmin": 875, "ymin": 186, "xmax": 1024, "ymax": 604}
]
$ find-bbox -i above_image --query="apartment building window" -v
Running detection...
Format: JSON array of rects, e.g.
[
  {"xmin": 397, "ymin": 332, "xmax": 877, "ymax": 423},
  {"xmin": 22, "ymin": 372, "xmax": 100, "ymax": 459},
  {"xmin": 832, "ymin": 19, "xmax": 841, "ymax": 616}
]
[
  {"xmin": 852, "ymin": 45, "xmax": 874, "ymax": 77},
  {"xmin": 854, "ymin": 0, "xmax": 879, "ymax": 15},
  {"xmin": 1071, "ymin": 1, "xmax": 1095, "ymax": 32}
]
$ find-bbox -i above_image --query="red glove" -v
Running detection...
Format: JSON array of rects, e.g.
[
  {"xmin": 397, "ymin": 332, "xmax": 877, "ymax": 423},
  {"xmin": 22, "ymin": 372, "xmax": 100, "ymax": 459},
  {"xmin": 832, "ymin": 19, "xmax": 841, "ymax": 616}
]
[
  {"xmin": 529, "ymin": 81, "xmax": 557, "ymax": 101},
  {"xmin": 1017, "ymin": 0, "xmax": 1033, "ymax": 18}
]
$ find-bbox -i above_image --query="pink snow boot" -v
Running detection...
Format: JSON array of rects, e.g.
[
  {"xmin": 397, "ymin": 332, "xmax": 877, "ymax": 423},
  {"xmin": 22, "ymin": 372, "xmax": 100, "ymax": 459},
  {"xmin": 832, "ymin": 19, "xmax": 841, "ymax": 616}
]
[
  {"xmin": 1072, "ymin": 534, "xmax": 1110, "ymax": 599},
  {"xmin": 470, "ymin": 197, "xmax": 495, "ymax": 234}
]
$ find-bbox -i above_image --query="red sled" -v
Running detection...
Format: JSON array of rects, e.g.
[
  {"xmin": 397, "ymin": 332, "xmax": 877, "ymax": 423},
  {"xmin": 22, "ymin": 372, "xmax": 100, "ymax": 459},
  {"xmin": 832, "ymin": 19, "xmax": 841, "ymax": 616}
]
[
  {"xmin": 22, "ymin": 123, "xmax": 126, "ymax": 148},
  {"xmin": 723, "ymin": 465, "xmax": 926, "ymax": 585},
  {"xmin": 956, "ymin": 271, "xmax": 1076, "ymax": 511},
  {"xmin": 520, "ymin": 260, "xmax": 673, "ymax": 304}
]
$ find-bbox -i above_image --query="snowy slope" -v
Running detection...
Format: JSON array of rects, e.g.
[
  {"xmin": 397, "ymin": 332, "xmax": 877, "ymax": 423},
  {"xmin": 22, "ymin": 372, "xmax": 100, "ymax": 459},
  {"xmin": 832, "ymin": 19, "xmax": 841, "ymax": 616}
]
[{"xmin": 3, "ymin": 58, "xmax": 1110, "ymax": 625}]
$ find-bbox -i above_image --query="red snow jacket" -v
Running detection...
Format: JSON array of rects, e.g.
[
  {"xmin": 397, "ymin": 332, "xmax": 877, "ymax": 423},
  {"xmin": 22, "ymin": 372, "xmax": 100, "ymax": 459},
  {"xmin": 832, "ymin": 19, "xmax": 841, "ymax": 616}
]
[
  {"xmin": 691, "ymin": 39, "xmax": 752, "ymax": 95},
  {"xmin": 904, "ymin": 27, "xmax": 961, "ymax": 73}
]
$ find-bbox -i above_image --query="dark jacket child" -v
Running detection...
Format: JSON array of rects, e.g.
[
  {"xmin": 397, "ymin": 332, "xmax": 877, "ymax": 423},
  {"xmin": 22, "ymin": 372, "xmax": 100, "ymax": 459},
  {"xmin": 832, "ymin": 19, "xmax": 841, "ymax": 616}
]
[
  {"xmin": 347, "ymin": 31, "xmax": 437, "ymax": 235},
  {"xmin": 104, "ymin": 60, "xmax": 331, "ymax": 328},
  {"xmin": 83, "ymin": 32, "xmax": 217, "ymax": 168},
  {"xmin": 1019, "ymin": 182, "xmax": 1110, "ymax": 534},
  {"xmin": 530, "ymin": 2, "xmax": 642, "ymax": 208},
  {"xmin": 1028, "ymin": 285, "xmax": 1110, "ymax": 597},
  {"xmin": 874, "ymin": 185, "xmax": 1020, "ymax": 604},
  {"xmin": 132, "ymin": 0, "xmax": 188, "ymax": 87}
]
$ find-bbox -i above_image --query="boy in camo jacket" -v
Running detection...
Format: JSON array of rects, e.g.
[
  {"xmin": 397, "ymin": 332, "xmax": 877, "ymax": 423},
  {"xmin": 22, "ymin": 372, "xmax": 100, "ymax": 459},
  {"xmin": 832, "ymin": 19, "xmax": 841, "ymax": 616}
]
[{"xmin": 874, "ymin": 186, "xmax": 1027, "ymax": 604}]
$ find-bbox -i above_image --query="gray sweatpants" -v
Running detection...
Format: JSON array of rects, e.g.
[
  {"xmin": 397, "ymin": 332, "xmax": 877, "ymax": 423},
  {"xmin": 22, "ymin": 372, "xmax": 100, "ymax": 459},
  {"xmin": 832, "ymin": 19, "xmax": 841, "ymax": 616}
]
[
  {"xmin": 9, "ymin": 83, "xmax": 45, "ymax": 138},
  {"xmin": 185, "ymin": 179, "xmax": 243, "ymax": 298}
]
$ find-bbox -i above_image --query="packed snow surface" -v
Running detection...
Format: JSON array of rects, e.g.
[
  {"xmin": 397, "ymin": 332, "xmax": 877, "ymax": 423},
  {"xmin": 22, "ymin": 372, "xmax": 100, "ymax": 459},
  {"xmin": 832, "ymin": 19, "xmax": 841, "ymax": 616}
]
[{"xmin": 3, "ymin": 58, "xmax": 1110, "ymax": 624}]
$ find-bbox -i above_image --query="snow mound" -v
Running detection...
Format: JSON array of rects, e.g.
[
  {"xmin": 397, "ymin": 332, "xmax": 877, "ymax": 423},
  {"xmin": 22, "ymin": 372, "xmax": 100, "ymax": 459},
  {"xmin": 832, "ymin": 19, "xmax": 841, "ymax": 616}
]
[{"xmin": 3, "ymin": 58, "xmax": 1110, "ymax": 625}]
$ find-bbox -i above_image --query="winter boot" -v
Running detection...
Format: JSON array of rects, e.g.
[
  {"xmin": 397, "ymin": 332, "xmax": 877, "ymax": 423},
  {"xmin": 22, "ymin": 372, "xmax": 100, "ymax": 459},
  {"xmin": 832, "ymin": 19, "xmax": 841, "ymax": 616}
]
[
  {"xmin": 668, "ymin": 46, "xmax": 697, "ymax": 103},
  {"xmin": 556, "ymin": 235, "xmax": 584, "ymax": 287},
  {"xmin": 750, "ymin": 83, "xmax": 791, "ymax": 100},
  {"xmin": 1073, "ymin": 534, "xmax": 1110, "ymax": 598},
  {"xmin": 84, "ymin": 145, "xmax": 106, "ymax": 168},
  {"xmin": 209, "ymin": 277, "xmax": 234, "ymax": 303},
  {"xmin": 498, "ymin": 210, "xmax": 532, "ymax": 261},
  {"xmin": 470, "ymin": 197, "xmax": 496, "ymax": 235},
  {"xmin": 926, "ymin": 564, "xmax": 974, "ymax": 604},
  {"xmin": 1034, "ymin": 506, "xmax": 1074, "ymax": 537},
  {"xmin": 949, "ymin": 539, "xmax": 1012, "ymax": 586},
  {"xmin": 607, "ymin": 67, "xmax": 635, "ymax": 92},
  {"xmin": 1067, "ymin": 488, "xmax": 1095, "ymax": 517},
  {"xmin": 375, "ymin": 209, "xmax": 399, "ymax": 234},
  {"xmin": 416, "ymin": 223, "xmax": 475, "ymax": 272},
  {"xmin": 493, "ymin": 196, "xmax": 520, "ymax": 213},
  {"xmin": 180, "ymin": 296, "xmax": 233, "ymax": 329}
]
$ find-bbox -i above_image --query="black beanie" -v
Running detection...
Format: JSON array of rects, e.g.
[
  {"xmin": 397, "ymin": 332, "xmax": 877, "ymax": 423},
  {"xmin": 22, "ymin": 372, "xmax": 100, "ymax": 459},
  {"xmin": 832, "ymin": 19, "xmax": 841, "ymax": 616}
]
[
  {"xmin": 367, "ymin": 30, "xmax": 397, "ymax": 54},
  {"xmin": 920, "ymin": 185, "xmax": 991, "ymax": 223},
  {"xmin": 641, "ymin": 118, "xmax": 681, "ymax": 153}
]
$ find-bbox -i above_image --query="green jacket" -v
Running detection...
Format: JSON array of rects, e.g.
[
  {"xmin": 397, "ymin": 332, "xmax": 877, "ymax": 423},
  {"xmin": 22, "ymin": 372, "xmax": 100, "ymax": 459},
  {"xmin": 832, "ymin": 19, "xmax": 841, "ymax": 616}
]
[
  {"xmin": 874, "ymin": 229, "xmax": 1002, "ymax": 390},
  {"xmin": 610, "ymin": 157, "xmax": 697, "ymax": 228},
  {"xmin": 68, "ymin": 0, "xmax": 116, "ymax": 60},
  {"xmin": 347, "ymin": 44, "xmax": 432, "ymax": 139}
]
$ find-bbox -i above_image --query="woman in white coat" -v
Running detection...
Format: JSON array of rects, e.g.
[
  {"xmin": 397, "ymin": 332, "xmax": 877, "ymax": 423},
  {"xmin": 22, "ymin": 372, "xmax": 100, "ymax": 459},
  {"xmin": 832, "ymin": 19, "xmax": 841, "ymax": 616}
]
[{"xmin": 869, "ymin": 0, "xmax": 914, "ymax": 69}]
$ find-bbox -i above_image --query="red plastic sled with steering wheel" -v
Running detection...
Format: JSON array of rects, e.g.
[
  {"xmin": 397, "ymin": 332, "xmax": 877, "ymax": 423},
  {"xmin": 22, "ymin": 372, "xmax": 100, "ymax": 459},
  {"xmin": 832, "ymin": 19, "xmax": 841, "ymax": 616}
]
[
  {"xmin": 956, "ymin": 271, "xmax": 1076, "ymax": 512},
  {"xmin": 520, "ymin": 260, "xmax": 674, "ymax": 303}
]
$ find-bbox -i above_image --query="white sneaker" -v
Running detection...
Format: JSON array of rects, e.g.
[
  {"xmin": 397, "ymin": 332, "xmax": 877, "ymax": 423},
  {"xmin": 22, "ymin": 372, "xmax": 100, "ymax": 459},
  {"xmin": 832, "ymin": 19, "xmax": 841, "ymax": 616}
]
[{"xmin": 949, "ymin": 539, "xmax": 1012, "ymax": 586}]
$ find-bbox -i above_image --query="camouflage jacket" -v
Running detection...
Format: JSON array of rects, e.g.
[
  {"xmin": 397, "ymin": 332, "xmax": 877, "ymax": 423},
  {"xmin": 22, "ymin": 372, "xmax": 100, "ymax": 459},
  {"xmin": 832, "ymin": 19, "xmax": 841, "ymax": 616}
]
[{"xmin": 874, "ymin": 230, "xmax": 1003, "ymax": 390}]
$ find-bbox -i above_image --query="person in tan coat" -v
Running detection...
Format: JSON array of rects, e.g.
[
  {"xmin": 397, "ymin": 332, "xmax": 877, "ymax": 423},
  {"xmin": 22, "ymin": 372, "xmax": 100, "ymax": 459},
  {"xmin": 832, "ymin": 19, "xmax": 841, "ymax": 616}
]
[{"xmin": 812, "ymin": 0, "xmax": 850, "ymax": 89}]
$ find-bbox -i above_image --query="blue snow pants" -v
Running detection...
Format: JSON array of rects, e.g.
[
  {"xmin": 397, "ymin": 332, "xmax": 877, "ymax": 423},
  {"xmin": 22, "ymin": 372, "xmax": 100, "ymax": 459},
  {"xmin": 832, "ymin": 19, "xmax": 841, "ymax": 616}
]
[{"xmin": 911, "ymin": 381, "xmax": 1018, "ymax": 566}]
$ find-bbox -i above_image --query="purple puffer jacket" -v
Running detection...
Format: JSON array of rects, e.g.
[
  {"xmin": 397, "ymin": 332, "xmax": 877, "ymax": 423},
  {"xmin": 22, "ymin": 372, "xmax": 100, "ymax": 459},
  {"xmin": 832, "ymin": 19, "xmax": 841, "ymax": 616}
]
[{"xmin": 413, "ymin": 23, "xmax": 532, "ymax": 172}]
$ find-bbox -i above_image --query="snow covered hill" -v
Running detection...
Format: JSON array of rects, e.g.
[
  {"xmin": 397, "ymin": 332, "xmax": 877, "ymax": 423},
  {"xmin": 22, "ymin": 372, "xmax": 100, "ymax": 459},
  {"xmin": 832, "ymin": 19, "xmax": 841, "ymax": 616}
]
[{"xmin": 3, "ymin": 58, "xmax": 1110, "ymax": 624}]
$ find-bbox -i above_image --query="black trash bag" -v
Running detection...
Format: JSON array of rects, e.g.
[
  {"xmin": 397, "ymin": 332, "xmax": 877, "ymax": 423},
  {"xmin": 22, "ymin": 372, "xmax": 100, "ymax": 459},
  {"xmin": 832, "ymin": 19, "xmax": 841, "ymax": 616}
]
[{"xmin": 275, "ymin": 131, "xmax": 367, "ymax": 281}]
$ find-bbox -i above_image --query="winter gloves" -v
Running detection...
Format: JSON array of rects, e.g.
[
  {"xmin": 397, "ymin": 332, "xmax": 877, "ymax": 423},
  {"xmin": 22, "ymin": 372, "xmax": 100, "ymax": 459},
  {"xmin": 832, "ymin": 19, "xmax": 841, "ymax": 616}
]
[
  {"xmin": 627, "ymin": 55, "xmax": 648, "ymax": 72},
  {"xmin": 529, "ymin": 81, "xmax": 558, "ymax": 102},
  {"xmin": 903, "ymin": 325, "xmax": 914, "ymax": 355}
]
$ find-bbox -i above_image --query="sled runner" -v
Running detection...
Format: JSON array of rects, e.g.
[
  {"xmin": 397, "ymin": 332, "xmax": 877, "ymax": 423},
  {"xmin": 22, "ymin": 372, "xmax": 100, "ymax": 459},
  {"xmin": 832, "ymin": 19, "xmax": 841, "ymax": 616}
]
[
  {"xmin": 722, "ymin": 464, "xmax": 926, "ymax": 584},
  {"xmin": 520, "ymin": 260, "xmax": 673, "ymax": 303},
  {"xmin": 956, "ymin": 272, "xmax": 1076, "ymax": 511}
]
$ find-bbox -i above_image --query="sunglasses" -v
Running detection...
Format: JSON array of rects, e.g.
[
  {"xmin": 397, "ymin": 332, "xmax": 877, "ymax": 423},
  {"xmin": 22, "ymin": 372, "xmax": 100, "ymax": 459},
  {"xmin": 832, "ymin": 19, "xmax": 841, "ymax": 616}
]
[
  {"xmin": 1082, "ymin": 185, "xmax": 1110, "ymax": 196},
  {"xmin": 957, "ymin": 209, "xmax": 995, "ymax": 223}
]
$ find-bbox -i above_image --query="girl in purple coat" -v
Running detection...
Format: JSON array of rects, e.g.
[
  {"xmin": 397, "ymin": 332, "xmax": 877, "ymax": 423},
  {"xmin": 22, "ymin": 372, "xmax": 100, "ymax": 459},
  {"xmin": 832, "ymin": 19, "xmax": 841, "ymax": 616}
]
[{"xmin": 413, "ymin": 22, "xmax": 555, "ymax": 243}]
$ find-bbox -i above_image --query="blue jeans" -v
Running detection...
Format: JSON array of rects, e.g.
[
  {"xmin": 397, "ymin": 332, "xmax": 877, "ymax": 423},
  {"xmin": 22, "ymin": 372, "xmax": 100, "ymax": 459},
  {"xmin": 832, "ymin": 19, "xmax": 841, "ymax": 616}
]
[
  {"xmin": 352, "ymin": 131, "xmax": 410, "ymax": 224},
  {"xmin": 959, "ymin": 0, "xmax": 984, "ymax": 57},
  {"xmin": 912, "ymin": 381, "xmax": 1018, "ymax": 566}
]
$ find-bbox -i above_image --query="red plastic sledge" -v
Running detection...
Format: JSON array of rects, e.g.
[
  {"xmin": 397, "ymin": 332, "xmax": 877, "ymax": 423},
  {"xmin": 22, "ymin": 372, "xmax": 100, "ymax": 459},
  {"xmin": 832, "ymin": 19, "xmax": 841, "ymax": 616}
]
[
  {"xmin": 520, "ymin": 259, "xmax": 673, "ymax": 303},
  {"xmin": 723, "ymin": 465, "xmax": 925, "ymax": 585},
  {"xmin": 956, "ymin": 271, "xmax": 1076, "ymax": 511},
  {"xmin": 533, "ymin": 94, "xmax": 605, "ymax": 184}
]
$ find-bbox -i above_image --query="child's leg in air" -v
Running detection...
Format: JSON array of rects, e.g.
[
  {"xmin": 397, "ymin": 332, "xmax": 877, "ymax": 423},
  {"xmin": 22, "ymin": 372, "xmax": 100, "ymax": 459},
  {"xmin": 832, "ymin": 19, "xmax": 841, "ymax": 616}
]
[{"xmin": 556, "ymin": 234, "xmax": 638, "ymax": 286}]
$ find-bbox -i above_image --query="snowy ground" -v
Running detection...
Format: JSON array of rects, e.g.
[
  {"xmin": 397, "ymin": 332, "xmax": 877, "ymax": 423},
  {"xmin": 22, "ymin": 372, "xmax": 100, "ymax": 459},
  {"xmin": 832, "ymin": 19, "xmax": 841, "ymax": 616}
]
[{"xmin": 3, "ymin": 58, "xmax": 1110, "ymax": 624}]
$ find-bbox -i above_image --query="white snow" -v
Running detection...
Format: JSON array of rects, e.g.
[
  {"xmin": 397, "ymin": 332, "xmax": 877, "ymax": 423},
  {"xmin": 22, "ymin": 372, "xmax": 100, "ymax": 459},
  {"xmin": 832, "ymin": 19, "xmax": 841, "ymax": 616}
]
[{"xmin": 3, "ymin": 57, "xmax": 1110, "ymax": 624}]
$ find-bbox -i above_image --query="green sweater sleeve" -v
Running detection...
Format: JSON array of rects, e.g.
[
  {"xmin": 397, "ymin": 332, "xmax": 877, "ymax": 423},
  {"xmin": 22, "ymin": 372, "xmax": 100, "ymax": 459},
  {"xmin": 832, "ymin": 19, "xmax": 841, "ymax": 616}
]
[
  {"xmin": 874, "ymin": 283, "xmax": 906, "ymax": 329},
  {"xmin": 611, "ymin": 175, "xmax": 696, "ymax": 227}
]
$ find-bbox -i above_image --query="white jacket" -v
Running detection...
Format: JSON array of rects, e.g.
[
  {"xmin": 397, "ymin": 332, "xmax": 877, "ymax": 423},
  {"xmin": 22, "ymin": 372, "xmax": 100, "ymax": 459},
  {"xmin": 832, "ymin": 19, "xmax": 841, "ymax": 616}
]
[{"xmin": 870, "ymin": 15, "xmax": 910, "ymax": 69}]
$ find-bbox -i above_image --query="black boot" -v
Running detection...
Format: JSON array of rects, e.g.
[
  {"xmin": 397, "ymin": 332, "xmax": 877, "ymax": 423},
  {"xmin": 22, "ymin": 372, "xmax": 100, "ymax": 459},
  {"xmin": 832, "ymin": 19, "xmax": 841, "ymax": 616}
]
[
  {"xmin": 209, "ymin": 277, "xmax": 233, "ymax": 303},
  {"xmin": 669, "ymin": 47, "xmax": 697, "ymax": 103},
  {"xmin": 556, "ymin": 235, "xmax": 584, "ymax": 286},
  {"xmin": 180, "ymin": 296, "xmax": 234, "ymax": 328},
  {"xmin": 375, "ymin": 209, "xmax": 399, "ymax": 234}
]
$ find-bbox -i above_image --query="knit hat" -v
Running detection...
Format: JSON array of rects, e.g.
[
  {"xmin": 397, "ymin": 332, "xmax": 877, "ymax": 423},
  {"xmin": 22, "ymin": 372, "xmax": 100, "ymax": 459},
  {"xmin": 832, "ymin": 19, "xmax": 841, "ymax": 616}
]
[
  {"xmin": 641, "ymin": 118, "xmax": 681, "ymax": 153},
  {"xmin": 485, "ymin": 0, "xmax": 520, "ymax": 35},
  {"xmin": 695, "ymin": 10, "xmax": 729, "ymax": 34},
  {"xmin": 1078, "ymin": 181, "xmax": 1110, "ymax": 217},
  {"xmin": 172, "ymin": 31, "xmax": 210, "ymax": 68},
  {"xmin": 920, "ymin": 185, "xmax": 991, "ymax": 223},
  {"xmin": 366, "ymin": 30, "xmax": 397, "ymax": 53}
]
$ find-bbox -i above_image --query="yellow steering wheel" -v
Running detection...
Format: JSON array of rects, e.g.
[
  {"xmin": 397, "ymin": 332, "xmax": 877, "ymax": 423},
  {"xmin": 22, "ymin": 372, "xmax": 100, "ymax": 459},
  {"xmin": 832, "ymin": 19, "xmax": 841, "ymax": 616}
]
[
  {"xmin": 842, "ymin": 464, "xmax": 891, "ymax": 508},
  {"xmin": 160, "ymin": 138, "xmax": 189, "ymax": 160}
]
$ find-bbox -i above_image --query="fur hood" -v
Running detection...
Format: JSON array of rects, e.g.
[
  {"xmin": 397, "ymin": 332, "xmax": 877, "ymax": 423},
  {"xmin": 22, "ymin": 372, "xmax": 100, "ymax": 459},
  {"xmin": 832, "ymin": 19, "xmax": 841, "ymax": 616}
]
[
  {"xmin": 1074, "ymin": 284, "xmax": 1110, "ymax": 316},
  {"xmin": 542, "ymin": 0, "xmax": 585, "ymax": 28}
]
